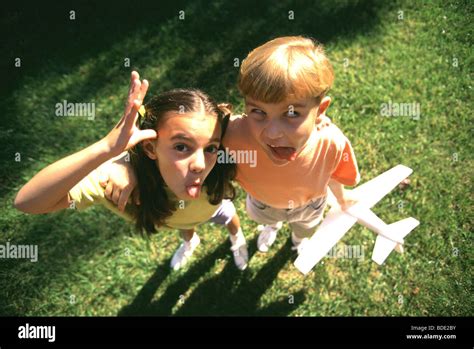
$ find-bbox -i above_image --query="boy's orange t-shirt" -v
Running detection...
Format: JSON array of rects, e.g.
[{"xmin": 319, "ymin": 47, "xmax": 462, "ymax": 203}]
[{"xmin": 223, "ymin": 115, "xmax": 360, "ymax": 209}]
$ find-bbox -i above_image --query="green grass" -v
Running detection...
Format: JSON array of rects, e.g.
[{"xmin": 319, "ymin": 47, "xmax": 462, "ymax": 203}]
[{"xmin": 0, "ymin": 0, "xmax": 472, "ymax": 316}]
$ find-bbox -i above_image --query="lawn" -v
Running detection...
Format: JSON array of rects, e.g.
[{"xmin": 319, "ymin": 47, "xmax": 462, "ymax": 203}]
[{"xmin": 0, "ymin": 0, "xmax": 472, "ymax": 316}]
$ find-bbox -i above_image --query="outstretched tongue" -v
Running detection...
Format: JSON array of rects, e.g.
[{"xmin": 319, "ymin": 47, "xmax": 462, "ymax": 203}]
[
  {"xmin": 272, "ymin": 146, "xmax": 297, "ymax": 161},
  {"xmin": 186, "ymin": 185, "xmax": 200, "ymax": 198}
]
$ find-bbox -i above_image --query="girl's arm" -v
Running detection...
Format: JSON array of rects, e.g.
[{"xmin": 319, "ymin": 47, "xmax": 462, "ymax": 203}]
[
  {"xmin": 15, "ymin": 140, "xmax": 113, "ymax": 213},
  {"xmin": 14, "ymin": 71, "xmax": 156, "ymax": 214}
]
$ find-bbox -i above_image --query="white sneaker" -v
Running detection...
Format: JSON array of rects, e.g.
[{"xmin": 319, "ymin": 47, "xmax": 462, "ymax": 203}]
[
  {"xmin": 170, "ymin": 233, "xmax": 200, "ymax": 270},
  {"xmin": 291, "ymin": 232, "xmax": 310, "ymax": 255},
  {"xmin": 230, "ymin": 229, "xmax": 248, "ymax": 271},
  {"xmin": 257, "ymin": 222, "xmax": 283, "ymax": 252}
]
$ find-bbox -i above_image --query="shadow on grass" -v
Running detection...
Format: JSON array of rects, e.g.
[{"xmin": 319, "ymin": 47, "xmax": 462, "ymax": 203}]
[
  {"xmin": 0, "ymin": 208, "xmax": 130, "ymax": 315},
  {"xmin": 119, "ymin": 237, "xmax": 302, "ymax": 316}
]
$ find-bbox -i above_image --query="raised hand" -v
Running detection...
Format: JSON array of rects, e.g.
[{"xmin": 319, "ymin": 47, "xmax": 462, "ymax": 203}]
[{"xmin": 103, "ymin": 71, "xmax": 157, "ymax": 156}]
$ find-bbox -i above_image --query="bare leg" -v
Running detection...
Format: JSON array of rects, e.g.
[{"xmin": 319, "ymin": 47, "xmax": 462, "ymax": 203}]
[
  {"xmin": 226, "ymin": 214, "xmax": 241, "ymax": 236},
  {"xmin": 180, "ymin": 228, "xmax": 195, "ymax": 241},
  {"xmin": 226, "ymin": 214, "xmax": 247, "ymax": 270}
]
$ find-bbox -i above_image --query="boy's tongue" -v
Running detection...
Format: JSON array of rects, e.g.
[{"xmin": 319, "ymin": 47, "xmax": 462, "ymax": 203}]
[
  {"xmin": 271, "ymin": 146, "xmax": 297, "ymax": 161},
  {"xmin": 186, "ymin": 185, "xmax": 200, "ymax": 198}
]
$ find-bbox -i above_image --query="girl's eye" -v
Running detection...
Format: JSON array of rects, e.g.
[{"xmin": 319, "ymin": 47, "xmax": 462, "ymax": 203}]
[
  {"xmin": 205, "ymin": 145, "xmax": 219, "ymax": 154},
  {"xmin": 174, "ymin": 144, "xmax": 189, "ymax": 152}
]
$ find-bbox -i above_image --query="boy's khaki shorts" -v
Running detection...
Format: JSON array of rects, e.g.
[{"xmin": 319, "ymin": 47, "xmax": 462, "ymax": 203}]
[{"xmin": 246, "ymin": 194, "xmax": 327, "ymax": 239}]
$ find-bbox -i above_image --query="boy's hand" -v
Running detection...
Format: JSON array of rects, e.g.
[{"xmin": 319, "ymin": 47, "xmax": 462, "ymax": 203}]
[
  {"xmin": 102, "ymin": 71, "xmax": 157, "ymax": 157},
  {"xmin": 337, "ymin": 189, "xmax": 358, "ymax": 211},
  {"xmin": 99, "ymin": 156, "xmax": 139, "ymax": 212},
  {"xmin": 316, "ymin": 113, "xmax": 332, "ymax": 131}
]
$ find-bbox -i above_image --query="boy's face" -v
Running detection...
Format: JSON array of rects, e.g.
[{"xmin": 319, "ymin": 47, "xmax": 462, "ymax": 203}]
[{"xmin": 244, "ymin": 96, "xmax": 323, "ymax": 166}]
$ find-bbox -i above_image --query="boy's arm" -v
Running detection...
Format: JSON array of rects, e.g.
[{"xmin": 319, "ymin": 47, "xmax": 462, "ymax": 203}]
[
  {"xmin": 99, "ymin": 155, "xmax": 139, "ymax": 212},
  {"xmin": 328, "ymin": 127, "xmax": 360, "ymax": 210},
  {"xmin": 328, "ymin": 179, "xmax": 358, "ymax": 211},
  {"xmin": 14, "ymin": 71, "xmax": 155, "ymax": 214}
]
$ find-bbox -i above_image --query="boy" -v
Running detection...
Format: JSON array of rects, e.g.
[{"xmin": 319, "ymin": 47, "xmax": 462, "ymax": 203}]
[{"xmin": 224, "ymin": 36, "xmax": 359, "ymax": 253}]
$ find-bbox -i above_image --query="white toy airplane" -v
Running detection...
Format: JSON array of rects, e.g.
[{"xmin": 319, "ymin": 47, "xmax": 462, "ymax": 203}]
[{"xmin": 294, "ymin": 164, "xmax": 419, "ymax": 275}]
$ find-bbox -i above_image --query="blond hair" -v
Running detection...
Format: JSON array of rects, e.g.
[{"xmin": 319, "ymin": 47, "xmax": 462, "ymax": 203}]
[{"xmin": 238, "ymin": 36, "xmax": 334, "ymax": 104}]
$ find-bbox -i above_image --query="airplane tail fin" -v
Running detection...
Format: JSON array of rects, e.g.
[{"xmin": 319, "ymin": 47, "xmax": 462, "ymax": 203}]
[{"xmin": 371, "ymin": 218, "xmax": 419, "ymax": 265}]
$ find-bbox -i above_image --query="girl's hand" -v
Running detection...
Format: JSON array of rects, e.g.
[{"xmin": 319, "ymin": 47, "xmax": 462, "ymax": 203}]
[{"xmin": 103, "ymin": 71, "xmax": 157, "ymax": 156}]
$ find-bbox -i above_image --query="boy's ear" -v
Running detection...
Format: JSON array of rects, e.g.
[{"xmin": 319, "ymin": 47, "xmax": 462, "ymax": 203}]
[
  {"xmin": 142, "ymin": 139, "xmax": 158, "ymax": 160},
  {"xmin": 317, "ymin": 96, "xmax": 331, "ymax": 117}
]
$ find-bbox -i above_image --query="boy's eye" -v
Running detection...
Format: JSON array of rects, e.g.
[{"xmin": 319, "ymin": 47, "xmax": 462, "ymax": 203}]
[
  {"xmin": 205, "ymin": 144, "xmax": 219, "ymax": 154},
  {"xmin": 174, "ymin": 144, "xmax": 189, "ymax": 152},
  {"xmin": 285, "ymin": 111, "xmax": 300, "ymax": 118},
  {"xmin": 250, "ymin": 108, "xmax": 266, "ymax": 117}
]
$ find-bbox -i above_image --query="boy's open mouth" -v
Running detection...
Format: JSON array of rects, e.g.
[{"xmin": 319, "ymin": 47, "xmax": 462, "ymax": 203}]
[{"xmin": 267, "ymin": 144, "xmax": 297, "ymax": 161}]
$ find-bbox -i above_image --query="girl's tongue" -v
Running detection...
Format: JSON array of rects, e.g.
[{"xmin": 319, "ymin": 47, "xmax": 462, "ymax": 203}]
[
  {"xmin": 186, "ymin": 185, "xmax": 201, "ymax": 198},
  {"xmin": 270, "ymin": 146, "xmax": 297, "ymax": 161}
]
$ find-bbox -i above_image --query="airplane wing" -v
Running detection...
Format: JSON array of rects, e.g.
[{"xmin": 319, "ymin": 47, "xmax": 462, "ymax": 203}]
[
  {"xmin": 293, "ymin": 207, "xmax": 357, "ymax": 275},
  {"xmin": 351, "ymin": 165, "xmax": 413, "ymax": 209}
]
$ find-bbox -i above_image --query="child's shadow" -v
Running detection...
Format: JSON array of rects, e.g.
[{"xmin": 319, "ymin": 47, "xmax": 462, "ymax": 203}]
[
  {"xmin": 119, "ymin": 237, "xmax": 303, "ymax": 316},
  {"xmin": 118, "ymin": 238, "xmax": 241, "ymax": 316}
]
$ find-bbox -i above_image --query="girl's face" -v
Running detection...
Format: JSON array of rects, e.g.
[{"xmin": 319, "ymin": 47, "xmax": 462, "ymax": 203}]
[{"xmin": 144, "ymin": 111, "xmax": 221, "ymax": 200}]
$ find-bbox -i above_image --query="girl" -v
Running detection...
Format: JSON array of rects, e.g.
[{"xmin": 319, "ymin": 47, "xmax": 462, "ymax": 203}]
[{"xmin": 14, "ymin": 71, "xmax": 249, "ymax": 271}]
